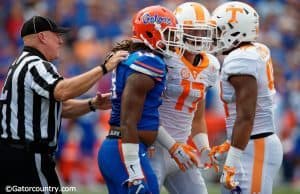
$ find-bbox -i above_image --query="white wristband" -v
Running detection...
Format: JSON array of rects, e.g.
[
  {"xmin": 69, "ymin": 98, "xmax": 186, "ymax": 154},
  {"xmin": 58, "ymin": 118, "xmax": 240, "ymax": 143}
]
[
  {"xmin": 192, "ymin": 133, "xmax": 209, "ymax": 151},
  {"xmin": 122, "ymin": 143, "xmax": 144, "ymax": 181},
  {"xmin": 224, "ymin": 146, "xmax": 243, "ymax": 167},
  {"xmin": 156, "ymin": 126, "xmax": 176, "ymax": 150}
]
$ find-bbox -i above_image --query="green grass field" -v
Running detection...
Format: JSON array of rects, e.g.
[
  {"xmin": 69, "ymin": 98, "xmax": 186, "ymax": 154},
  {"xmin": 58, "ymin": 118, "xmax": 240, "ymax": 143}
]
[{"xmin": 64, "ymin": 183, "xmax": 299, "ymax": 194}]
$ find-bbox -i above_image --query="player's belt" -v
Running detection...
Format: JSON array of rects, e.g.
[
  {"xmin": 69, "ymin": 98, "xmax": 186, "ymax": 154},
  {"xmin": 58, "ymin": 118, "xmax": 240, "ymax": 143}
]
[
  {"xmin": 250, "ymin": 132, "xmax": 274, "ymax": 140},
  {"xmin": 107, "ymin": 128, "xmax": 122, "ymax": 139}
]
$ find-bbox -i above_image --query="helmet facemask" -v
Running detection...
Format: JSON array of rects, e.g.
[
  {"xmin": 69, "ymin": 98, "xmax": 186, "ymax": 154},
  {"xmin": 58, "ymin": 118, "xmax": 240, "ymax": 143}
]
[
  {"xmin": 180, "ymin": 21, "xmax": 216, "ymax": 54},
  {"xmin": 155, "ymin": 24, "xmax": 185, "ymax": 57},
  {"xmin": 211, "ymin": 25, "xmax": 239, "ymax": 55}
]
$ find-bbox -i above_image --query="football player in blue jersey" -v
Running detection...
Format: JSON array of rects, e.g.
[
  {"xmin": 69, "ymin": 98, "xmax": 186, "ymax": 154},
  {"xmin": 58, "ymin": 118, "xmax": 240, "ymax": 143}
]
[{"xmin": 97, "ymin": 5, "xmax": 199, "ymax": 194}]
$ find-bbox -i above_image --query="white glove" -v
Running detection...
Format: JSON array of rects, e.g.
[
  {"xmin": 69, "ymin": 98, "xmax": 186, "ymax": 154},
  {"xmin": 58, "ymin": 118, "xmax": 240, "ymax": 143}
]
[
  {"xmin": 169, "ymin": 142, "xmax": 200, "ymax": 171},
  {"xmin": 220, "ymin": 146, "xmax": 243, "ymax": 190},
  {"xmin": 156, "ymin": 126, "xmax": 199, "ymax": 171},
  {"xmin": 192, "ymin": 133, "xmax": 218, "ymax": 171},
  {"xmin": 198, "ymin": 147, "xmax": 217, "ymax": 170},
  {"xmin": 209, "ymin": 140, "xmax": 230, "ymax": 166},
  {"xmin": 221, "ymin": 165, "xmax": 239, "ymax": 190}
]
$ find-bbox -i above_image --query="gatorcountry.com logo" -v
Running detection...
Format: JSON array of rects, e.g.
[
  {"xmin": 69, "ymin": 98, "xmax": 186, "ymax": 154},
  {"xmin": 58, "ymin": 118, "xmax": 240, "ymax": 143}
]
[{"xmin": 142, "ymin": 14, "xmax": 171, "ymax": 25}]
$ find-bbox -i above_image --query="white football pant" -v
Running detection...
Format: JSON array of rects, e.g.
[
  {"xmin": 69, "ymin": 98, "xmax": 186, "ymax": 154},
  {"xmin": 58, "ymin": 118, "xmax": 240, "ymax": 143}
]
[{"xmin": 221, "ymin": 134, "xmax": 283, "ymax": 194}]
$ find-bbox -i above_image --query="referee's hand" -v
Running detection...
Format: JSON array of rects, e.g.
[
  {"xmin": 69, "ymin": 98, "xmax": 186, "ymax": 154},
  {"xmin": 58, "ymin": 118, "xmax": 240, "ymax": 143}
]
[
  {"xmin": 91, "ymin": 92, "xmax": 112, "ymax": 110},
  {"xmin": 103, "ymin": 50, "xmax": 129, "ymax": 72}
]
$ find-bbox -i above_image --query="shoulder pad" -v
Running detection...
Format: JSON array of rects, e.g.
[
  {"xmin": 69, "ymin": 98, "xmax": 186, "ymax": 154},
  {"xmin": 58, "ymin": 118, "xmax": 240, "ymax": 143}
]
[
  {"xmin": 123, "ymin": 51, "xmax": 166, "ymax": 79},
  {"xmin": 206, "ymin": 54, "xmax": 220, "ymax": 73},
  {"xmin": 224, "ymin": 45, "xmax": 260, "ymax": 64}
]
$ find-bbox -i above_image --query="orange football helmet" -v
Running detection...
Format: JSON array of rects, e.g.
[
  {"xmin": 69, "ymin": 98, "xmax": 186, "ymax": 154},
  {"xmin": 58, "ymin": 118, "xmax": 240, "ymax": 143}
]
[{"xmin": 132, "ymin": 5, "xmax": 183, "ymax": 56}]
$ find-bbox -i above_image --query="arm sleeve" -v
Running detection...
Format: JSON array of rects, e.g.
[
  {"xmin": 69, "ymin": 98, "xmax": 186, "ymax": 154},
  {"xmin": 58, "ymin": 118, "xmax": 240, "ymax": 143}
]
[{"xmin": 29, "ymin": 61, "xmax": 63, "ymax": 99}]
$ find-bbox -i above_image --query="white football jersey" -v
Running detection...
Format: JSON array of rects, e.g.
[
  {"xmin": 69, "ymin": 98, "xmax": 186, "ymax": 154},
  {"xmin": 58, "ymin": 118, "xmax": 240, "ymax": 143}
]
[
  {"xmin": 220, "ymin": 43, "xmax": 276, "ymax": 138},
  {"xmin": 159, "ymin": 53, "xmax": 220, "ymax": 142}
]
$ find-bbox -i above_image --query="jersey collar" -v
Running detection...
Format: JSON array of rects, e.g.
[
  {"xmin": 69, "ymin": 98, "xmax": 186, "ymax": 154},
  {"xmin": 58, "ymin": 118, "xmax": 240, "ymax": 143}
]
[{"xmin": 23, "ymin": 46, "xmax": 47, "ymax": 61}]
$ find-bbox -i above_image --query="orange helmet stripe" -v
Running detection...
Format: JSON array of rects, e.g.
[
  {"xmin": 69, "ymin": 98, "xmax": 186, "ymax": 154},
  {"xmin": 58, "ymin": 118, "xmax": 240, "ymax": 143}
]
[{"xmin": 191, "ymin": 3, "xmax": 205, "ymax": 21}]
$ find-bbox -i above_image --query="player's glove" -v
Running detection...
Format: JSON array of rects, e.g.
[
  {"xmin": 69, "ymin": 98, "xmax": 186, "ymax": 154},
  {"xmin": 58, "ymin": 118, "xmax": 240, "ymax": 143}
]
[
  {"xmin": 220, "ymin": 165, "xmax": 239, "ymax": 190},
  {"xmin": 169, "ymin": 142, "xmax": 199, "ymax": 171},
  {"xmin": 209, "ymin": 140, "xmax": 230, "ymax": 166},
  {"xmin": 156, "ymin": 126, "xmax": 199, "ymax": 171},
  {"xmin": 192, "ymin": 133, "xmax": 218, "ymax": 171},
  {"xmin": 128, "ymin": 179, "xmax": 151, "ymax": 194},
  {"xmin": 197, "ymin": 147, "xmax": 218, "ymax": 172},
  {"xmin": 220, "ymin": 146, "xmax": 243, "ymax": 190}
]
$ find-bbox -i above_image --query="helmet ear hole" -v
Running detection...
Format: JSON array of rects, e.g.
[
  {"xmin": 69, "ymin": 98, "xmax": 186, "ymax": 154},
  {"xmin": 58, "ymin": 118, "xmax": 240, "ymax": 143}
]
[
  {"xmin": 233, "ymin": 40, "xmax": 240, "ymax": 46},
  {"xmin": 146, "ymin": 31, "xmax": 153, "ymax": 38}
]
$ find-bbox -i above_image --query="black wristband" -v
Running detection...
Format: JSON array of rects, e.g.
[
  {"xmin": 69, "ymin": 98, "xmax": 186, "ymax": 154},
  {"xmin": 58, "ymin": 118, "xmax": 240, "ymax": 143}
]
[
  {"xmin": 100, "ymin": 63, "xmax": 108, "ymax": 75},
  {"xmin": 88, "ymin": 98, "xmax": 96, "ymax": 112},
  {"xmin": 100, "ymin": 52, "xmax": 114, "ymax": 75}
]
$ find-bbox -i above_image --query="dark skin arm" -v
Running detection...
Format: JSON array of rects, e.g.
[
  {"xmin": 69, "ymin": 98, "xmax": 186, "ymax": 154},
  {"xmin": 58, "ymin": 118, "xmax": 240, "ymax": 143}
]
[
  {"xmin": 229, "ymin": 75, "xmax": 258, "ymax": 150},
  {"xmin": 121, "ymin": 73, "xmax": 155, "ymax": 143}
]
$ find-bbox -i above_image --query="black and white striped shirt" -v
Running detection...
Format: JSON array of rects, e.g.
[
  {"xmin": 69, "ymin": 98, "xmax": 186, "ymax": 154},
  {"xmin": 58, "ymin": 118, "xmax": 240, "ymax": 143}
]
[{"xmin": 0, "ymin": 46, "xmax": 63, "ymax": 147}]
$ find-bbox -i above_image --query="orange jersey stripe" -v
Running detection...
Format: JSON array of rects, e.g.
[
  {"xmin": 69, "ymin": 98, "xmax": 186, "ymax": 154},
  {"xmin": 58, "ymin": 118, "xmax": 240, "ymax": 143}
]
[{"xmin": 251, "ymin": 138, "xmax": 265, "ymax": 193}]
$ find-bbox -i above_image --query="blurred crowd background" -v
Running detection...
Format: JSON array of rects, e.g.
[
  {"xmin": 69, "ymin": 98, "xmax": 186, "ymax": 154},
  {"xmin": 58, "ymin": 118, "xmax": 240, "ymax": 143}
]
[{"xmin": 0, "ymin": 0, "xmax": 299, "ymax": 192}]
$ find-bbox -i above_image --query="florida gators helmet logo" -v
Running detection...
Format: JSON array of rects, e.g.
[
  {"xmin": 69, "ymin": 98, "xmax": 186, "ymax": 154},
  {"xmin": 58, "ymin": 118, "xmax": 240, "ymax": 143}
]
[{"xmin": 142, "ymin": 14, "xmax": 172, "ymax": 25}]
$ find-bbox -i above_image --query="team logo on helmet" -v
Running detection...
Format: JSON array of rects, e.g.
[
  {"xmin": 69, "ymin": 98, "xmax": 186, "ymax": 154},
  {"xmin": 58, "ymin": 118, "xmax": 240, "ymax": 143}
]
[{"xmin": 142, "ymin": 14, "xmax": 172, "ymax": 25}]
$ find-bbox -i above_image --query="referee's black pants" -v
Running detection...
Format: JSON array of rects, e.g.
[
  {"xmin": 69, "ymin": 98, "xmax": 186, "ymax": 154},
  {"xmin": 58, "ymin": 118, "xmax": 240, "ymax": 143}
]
[{"xmin": 0, "ymin": 145, "xmax": 61, "ymax": 194}]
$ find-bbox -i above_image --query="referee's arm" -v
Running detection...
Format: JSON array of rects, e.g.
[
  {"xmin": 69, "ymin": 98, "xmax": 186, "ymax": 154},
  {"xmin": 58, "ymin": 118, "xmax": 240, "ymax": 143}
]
[
  {"xmin": 61, "ymin": 92, "xmax": 111, "ymax": 118},
  {"xmin": 54, "ymin": 67, "xmax": 103, "ymax": 101},
  {"xmin": 53, "ymin": 51, "xmax": 128, "ymax": 101},
  {"xmin": 61, "ymin": 99, "xmax": 92, "ymax": 118}
]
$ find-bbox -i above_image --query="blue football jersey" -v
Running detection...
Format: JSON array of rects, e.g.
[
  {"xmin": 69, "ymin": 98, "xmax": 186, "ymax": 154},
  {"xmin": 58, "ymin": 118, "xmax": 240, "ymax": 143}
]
[{"xmin": 109, "ymin": 51, "xmax": 166, "ymax": 130}]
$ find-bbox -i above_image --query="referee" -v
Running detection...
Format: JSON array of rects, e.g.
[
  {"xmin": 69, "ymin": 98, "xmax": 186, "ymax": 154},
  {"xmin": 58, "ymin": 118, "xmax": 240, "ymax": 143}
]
[{"xmin": 0, "ymin": 16, "xmax": 128, "ymax": 193}]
